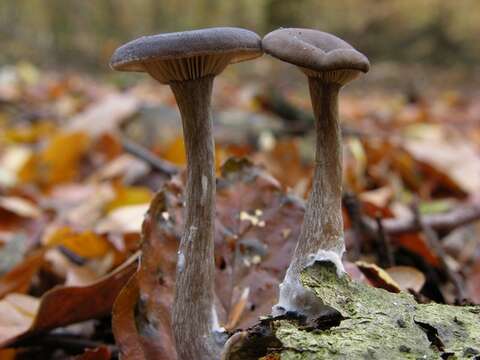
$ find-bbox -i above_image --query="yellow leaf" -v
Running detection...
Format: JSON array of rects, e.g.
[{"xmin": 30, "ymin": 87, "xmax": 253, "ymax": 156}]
[
  {"xmin": 162, "ymin": 136, "xmax": 226, "ymax": 172},
  {"xmin": 106, "ymin": 185, "xmax": 152, "ymax": 212},
  {"xmin": 44, "ymin": 226, "xmax": 111, "ymax": 258},
  {"xmin": 4, "ymin": 121, "xmax": 56, "ymax": 144},
  {"xmin": 162, "ymin": 137, "xmax": 186, "ymax": 166},
  {"xmin": 19, "ymin": 131, "xmax": 90, "ymax": 187}
]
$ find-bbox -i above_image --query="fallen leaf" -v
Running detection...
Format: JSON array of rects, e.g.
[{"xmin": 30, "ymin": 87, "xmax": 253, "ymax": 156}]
[
  {"xmin": 0, "ymin": 250, "xmax": 44, "ymax": 298},
  {"xmin": 56, "ymin": 184, "xmax": 116, "ymax": 228},
  {"xmin": 402, "ymin": 126, "xmax": 480, "ymax": 194},
  {"xmin": 0, "ymin": 254, "xmax": 138, "ymax": 347},
  {"xmin": 112, "ymin": 274, "xmax": 147, "ymax": 360},
  {"xmin": 67, "ymin": 94, "xmax": 139, "ymax": 138},
  {"xmin": 386, "ymin": 266, "xmax": 426, "ymax": 292},
  {"xmin": 73, "ymin": 346, "xmax": 111, "ymax": 360},
  {"xmin": 89, "ymin": 154, "xmax": 150, "ymax": 184},
  {"xmin": 0, "ymin": 293, "xmax": 39, "ymax": 341},
  {"xmin": 19, "ymin": 131, "xmax": 90, "ymax": 187},
  {"xmin": 96, "ymin": 204, "xmax": 149, "ymax": 234},
  {"xmin": 0, "ymin": 235, "xmax": 28, "ymax": 275},
  {"xmin": 106, "ymin": 185, "xmax": 152, "ymax": 212},
  {"xmin": 43, "ymin": 226, "xmax": 112, "ymax": 259},
  {"xmin": 0, "ymin": 196, "xmax": 41, "ymax": 218},
  {"xmin": 356, "ymin": 261, "xmax": 401, "ymax": 293},
  {"xmin": 0, "ymin": 146, "xmax": 32, "ymax": 187}
]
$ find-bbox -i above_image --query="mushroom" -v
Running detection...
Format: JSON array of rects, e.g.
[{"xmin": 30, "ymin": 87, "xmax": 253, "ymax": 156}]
[
  {"xmin": 110, "ymin": 28, "xmax": 262, "ymax": 359},
  {"xmin": 262, "ymin": 28, "xmax": 369, "ymax": 316}
]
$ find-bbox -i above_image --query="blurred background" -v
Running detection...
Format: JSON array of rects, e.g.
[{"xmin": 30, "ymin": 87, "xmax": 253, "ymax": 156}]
[{"xmin": 1, "ymin": 0, "xmax": 480, "ymax": 87}]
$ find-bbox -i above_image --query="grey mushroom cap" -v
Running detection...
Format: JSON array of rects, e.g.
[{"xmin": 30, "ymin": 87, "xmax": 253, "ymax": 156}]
[
  {"xmin": 262, "ymin": 28, "xmax": 369, "ymax": 74},
  {"xmin": 110, "ymin": 27, "xmax": 263, "ymax": 72}
]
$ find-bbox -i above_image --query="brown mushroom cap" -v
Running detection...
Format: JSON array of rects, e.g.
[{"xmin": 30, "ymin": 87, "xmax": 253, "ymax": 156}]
[
  {"xmin": 110, "ymin": 27, "xmax": 262, "ymax": 83},
  {"xmin": 263, "ymin": 28, "xmax": 369, "ymax": 82}
]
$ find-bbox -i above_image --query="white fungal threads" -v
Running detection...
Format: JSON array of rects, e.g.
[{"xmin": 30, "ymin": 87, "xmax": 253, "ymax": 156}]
[
  {"xmin": 239, "ymin": 210, "xmax": 266, "ymax": 227},
  {"xmin": 273, "ymin": 248, "xmax": 346, "ymax": 317},
  {"xmin": 161, "ymin": 211, "xmax": 170, "ymax": 221},
  {"xmin": 306, "ymin": 249, "xmax": 346, "ymax": 277},
  {"xmin": 177, "ymin": 252, "xmax": 185, "ymax": 273},
  {"xmin": 201, "ymin": 175, "xmax": 208, "ymax": 206}
]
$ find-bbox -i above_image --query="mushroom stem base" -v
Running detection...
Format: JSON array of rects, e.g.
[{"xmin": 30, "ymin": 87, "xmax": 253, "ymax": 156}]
[{"xmin": 275, "ymin": 79, "xmax": 344, "ymax": 317}]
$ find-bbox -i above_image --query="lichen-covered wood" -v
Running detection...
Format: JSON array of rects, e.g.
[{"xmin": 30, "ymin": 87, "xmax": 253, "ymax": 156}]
[{"xmin": 227, "ymin": 261, "xmax": 480, "ymax": 360}]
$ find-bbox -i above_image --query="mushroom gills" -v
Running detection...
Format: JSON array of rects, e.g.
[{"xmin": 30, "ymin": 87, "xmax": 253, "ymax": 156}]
[{"xmin": 142, "ymin": 54, "xmax": 232, "ymax": 83}]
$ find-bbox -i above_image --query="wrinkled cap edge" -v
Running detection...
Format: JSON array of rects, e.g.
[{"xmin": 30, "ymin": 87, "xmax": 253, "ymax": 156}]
[{"xmin": 262, "ymin": 28, "xmax": 370, "ymax": 74}]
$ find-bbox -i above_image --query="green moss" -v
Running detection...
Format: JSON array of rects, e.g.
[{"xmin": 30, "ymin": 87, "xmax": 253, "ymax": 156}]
[{"xmin": 264, "ymin": 261, "xmax": 480, "ymax": 360}]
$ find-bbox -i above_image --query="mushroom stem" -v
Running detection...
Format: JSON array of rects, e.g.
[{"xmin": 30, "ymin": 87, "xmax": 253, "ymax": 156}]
[
  {"xmin": 276, "ymin": 78, "xmax": 345, "ymax": 316},
  {"xmin": 290, "ymin": 78, "xmax": 344, "ymax": 275},
  {"xmin": 170, "ymin": 76, "xmax": 220, "ymax": 359}
]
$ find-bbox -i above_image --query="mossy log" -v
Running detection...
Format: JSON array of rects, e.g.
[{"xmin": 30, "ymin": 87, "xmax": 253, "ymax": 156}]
[{"xmin": 226, "ymin": 261, "xmax": 480, "ymax": 360}]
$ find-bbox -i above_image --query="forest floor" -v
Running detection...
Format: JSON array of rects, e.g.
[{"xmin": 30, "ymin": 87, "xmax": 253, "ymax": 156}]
[{"xmin": 0, "ymin": 62, "xmax": 479, "ymax": 358}]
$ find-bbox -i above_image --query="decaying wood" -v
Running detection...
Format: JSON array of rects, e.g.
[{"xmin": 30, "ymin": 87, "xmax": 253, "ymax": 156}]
[{"xmin": 225, "ymin": 261, "xmax": 480, "ymax": 359}]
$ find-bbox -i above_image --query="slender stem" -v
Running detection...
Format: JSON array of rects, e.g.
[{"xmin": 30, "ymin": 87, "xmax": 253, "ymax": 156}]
[
  {"xmin": 286, "ymin": 78, "xmax": 344, "ymax": 282},
  {"xmin": 170, "ymin": 76, "xmax": 219, "ymax": 360}
]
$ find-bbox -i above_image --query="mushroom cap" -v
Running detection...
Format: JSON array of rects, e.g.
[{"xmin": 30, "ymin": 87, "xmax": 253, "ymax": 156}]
[
  {"xmin": 110, "ymin": 27, "xmax": 263, "ymax": 72},
  {"xmin": 262, "ymin": 28, "xmax": 369, "ymax": 74}
]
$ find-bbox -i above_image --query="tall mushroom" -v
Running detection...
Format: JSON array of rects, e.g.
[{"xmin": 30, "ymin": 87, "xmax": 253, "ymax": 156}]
[
  {"xmin": 262, "ymin": 28, "xmax": 369, "ymax": 316},
  {"xmin": 110, "ymin": 28, "xmax": 262, "ymax": 359}
]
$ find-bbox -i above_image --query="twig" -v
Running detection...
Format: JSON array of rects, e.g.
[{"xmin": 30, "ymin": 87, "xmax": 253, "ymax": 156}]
[
  {"xmin": 375, "ymin": 216, "xmax": 395, "ymax": 267},
  {"xmin": 13, "ymin": 333, "xmax": 118, "ymax": 356},
  {"xmin": 343, "ymin": 193, "xmax": 369, "ymax": 260},
  {"xmin": 120, "ymin": 136, "xmax": 179, "ymax": 176},
  {"xmin": 363, "ymin": 200, "xmax": 480, "ymax": 235},
  {"xmin": 411, "ymin": 203, "xmax": 468, "ymax": 303},
  {"xmin": 254, "ymin": 88, "xmax": 369, "ymax": 138}
]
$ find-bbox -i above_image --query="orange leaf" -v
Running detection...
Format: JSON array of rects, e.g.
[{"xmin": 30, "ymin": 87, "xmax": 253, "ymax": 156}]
[
  {"xmin": 106, "ymin": 185, "xmax": 152, "ymax": 212},
  {"xmin": 19, "ymin": 131, "xmax": 90, "ymax": 187},
  {"xmin": 44, "ymin": 226, "xmax": 111, "ymax": 258},
  {"xmin": 162, "ymin": 137, "xmax": 186, "ymax": 166}
]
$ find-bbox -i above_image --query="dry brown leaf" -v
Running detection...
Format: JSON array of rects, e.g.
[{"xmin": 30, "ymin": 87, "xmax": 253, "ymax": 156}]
[
  {"xmin": 73, "ymin": 346, "xmax": 111, "ymax": 360},
  {"xmin": 356, "ymin": 261, "xmax": 401, "ymax": 293},
  {"xmin": 0, "ymin": 250, "xmax": 44, "ymax": 298},
  {"xmin": 67, "ymin": 94, "xmax": 139, "ymax": 138},
  {"xmin": 112, "ymin": 274, "xmax": 147, "ymax": 360},
  {"xmin": 0, "ymin": 254, "xmax": 138, "ymax": 347},
  {"xmin": 401, "ymin": 125, "xmax": 480, "ymax": 194},
  {"xmin": 386, "ymin": 266, "xmax": 426, "ymax": 292}
]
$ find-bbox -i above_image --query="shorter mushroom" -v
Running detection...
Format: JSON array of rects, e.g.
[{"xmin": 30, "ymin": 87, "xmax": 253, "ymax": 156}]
[
  {"xmin": 262, "ymin": 28, "xmax": 369, "ymax": 316},
  {"xmin": 111, "ymin": 28, "xmax": 262, "ymax": 359}
]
